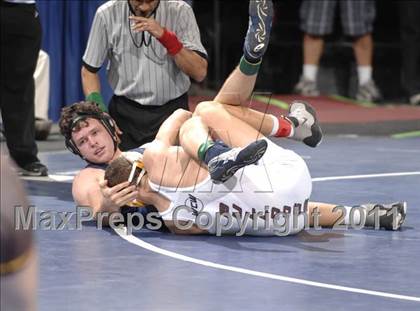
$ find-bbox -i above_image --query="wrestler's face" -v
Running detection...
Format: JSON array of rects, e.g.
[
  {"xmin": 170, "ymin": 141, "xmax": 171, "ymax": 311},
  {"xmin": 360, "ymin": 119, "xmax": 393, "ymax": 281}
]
[
  {"xmin": 129, "ymin": 0, "xmax": 159, "ymax": 17},
  {"xmin": 71, "ymin": 118, "xmax": 116, "ymax": 164}
]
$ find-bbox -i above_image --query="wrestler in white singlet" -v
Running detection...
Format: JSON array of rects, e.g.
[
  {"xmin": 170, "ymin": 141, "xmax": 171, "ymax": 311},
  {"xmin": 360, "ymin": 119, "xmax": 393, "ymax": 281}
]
[{"xmin": 154, "ymin": 139, "xmax": 312, "ymax": 236}]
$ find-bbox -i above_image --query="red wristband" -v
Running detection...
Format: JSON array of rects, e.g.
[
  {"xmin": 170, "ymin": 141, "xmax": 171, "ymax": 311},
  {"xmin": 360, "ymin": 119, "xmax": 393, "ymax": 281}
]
[{"xmin": 157, "ymin": 28, "xmax": 183, "ymax": 56}]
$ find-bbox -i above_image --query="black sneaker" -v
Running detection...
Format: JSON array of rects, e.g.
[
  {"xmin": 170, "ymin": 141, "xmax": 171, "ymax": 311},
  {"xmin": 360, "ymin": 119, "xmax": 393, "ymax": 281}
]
[
  {"xmin": 18, "ymin": 161, "xmax": 48, "ymax": 177},
  {"xmin": 363, "ymin": 202, "xmax": 407, "ymax": 230},
  {"xmin": 208, "ymin": 139, "xmax": 268, "ymax": 184},
  {"xmin": 244, "ymin": 0, "xmax": 274, "ymax": 61}
]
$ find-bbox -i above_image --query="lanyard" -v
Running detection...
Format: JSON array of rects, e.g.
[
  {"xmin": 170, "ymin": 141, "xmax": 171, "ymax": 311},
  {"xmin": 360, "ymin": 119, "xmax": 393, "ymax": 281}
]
[{"xmin": 128, "ymin": 1, "xmax": 160, "ymax": 48}]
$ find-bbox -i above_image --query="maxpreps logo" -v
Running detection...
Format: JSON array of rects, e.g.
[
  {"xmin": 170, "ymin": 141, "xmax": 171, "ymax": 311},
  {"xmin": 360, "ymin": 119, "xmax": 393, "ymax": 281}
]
[{"xmin": 184, "ymin": 194, "xmax": 204, "ymax": 216}]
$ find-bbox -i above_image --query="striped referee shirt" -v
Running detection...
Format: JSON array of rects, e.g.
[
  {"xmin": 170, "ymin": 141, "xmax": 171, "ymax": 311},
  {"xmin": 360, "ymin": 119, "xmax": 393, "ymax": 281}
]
[
  {"xmin": 83, "ymin": 0, "xmax": 207, "ymax": 106},
  {"xmin": 3, "ymin": 0, "xmax": 36, "ymax": 3}
]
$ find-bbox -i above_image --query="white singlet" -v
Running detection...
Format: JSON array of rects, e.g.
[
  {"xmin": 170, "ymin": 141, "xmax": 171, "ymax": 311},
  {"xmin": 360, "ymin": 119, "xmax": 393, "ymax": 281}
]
[{"xmin": 152, "ymin": 139, "xmax": 312, "ymax": 236}]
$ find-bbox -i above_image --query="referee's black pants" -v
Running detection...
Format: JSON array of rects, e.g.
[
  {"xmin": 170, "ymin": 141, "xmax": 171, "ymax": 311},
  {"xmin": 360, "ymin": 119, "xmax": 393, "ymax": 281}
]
[
  {"xmin": 109, "ymin": 93, "xmax": 189, "ymax": 151},
  {"xmin": 0, "ymin": 2, "xmax": 41, "ymax": 167}
]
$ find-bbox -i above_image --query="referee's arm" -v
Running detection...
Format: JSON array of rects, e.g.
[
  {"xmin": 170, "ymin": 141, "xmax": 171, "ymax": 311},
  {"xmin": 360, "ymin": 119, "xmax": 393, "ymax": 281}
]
[
  {"xmin": 171, "ymin": 47, "xmax": 207, "ymax": 82},
  {"xmin": 81, "ymin": 63, "xmax": 107, "ymax": 111},
  {"xmin": 172, "ymin": 4, "xmax": 209, "ymax": 82},
  {"xmin": 81, "ymin": 64, "xmax": 101, "ymax": 97},
  {"xmin": 130, "ymin": 6, "xmax": 208, "ymax": 82},
  {"xmin": 80, "ymin": 9, "xmax": 108, "ymax": 110}
]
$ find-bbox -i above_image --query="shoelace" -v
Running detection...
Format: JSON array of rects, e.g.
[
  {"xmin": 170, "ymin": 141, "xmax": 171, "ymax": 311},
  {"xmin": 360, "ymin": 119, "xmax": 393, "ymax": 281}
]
[{"xmin": 214, "ymin": 148, "xmax": 240, "ymax": 165}]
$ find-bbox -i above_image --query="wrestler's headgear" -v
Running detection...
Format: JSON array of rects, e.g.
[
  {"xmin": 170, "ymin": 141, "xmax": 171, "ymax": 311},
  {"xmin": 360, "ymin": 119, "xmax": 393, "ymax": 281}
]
[
  {"xmin": 126, "ymin": 158, "xmax": 147, "ymax": 207},
  {"xmin": 122, "ymin": 152, "xmax": 146, "ymax": 207},
  {"xmin": 64, "ymin": 109, "xmax": 119, "ymax": 160}
]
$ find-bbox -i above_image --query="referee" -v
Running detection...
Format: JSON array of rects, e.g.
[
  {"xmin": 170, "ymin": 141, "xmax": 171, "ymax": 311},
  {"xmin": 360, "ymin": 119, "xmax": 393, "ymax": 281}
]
[
  {"xmin": 81, "ymin": 0, "xmax": 208, "ymax": 150},
  {"xmin": 0, "ymin": 0, "xmax": 48, "ymax": 176}
]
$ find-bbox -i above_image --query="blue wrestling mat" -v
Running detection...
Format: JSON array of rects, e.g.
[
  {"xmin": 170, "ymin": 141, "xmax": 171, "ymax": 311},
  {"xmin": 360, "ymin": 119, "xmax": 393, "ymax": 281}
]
[{"xmin": 26, "ymin": 136, "xmax": 420, "ymax": 310}]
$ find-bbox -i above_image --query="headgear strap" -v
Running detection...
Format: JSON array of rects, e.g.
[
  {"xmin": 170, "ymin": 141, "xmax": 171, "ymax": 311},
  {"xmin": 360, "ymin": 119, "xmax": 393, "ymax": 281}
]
[{"xmin": 126, "ymin": 160, "xmax": 146, "ymax": 207}]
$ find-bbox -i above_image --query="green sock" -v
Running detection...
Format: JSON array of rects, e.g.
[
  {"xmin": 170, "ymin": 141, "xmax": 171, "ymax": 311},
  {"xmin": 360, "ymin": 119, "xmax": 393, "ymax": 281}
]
[
  {"xmin": 239, "ymin": 55, "xmax": 261, "ymax": 76},
  {"xmin": 197, "ymin": 140, "xmax": 214, "ymax": 161}
]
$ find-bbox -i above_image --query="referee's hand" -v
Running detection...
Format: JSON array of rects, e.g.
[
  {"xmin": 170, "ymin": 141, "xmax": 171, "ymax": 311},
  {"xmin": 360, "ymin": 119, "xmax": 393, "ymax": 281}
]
[{"xmin": 129, "ymin": 16, "xmax": 164, "ymax": 38}]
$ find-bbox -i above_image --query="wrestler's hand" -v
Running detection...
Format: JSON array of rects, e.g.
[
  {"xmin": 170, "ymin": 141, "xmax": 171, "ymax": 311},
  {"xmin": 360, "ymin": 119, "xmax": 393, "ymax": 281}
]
[
  {"xmin": 99, "ymin": 180, "xmax": 138, "ymax": 212},
  {"xmin": 129, "ymin": 15, "xmax": 164, "ymax": 38}
]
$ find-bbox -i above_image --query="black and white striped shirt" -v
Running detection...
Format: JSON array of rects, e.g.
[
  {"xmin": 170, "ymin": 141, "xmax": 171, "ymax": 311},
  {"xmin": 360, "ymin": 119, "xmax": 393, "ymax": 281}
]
[
  {"xmin": 83, "ymin": 0, "xmax": 207, "ymax": 106},
  {"xmin": 3, "ymin": 0, "xmax": 36, "ymax": 3}
]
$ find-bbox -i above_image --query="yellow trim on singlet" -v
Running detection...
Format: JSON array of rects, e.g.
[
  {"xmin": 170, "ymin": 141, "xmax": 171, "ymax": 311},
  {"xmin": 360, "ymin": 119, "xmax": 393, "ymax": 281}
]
[
  {"xmin": 126, "ymin": 199, "xmax": 145, "ymax": 207},
  {"xmin": 0, "ymin": 248, "xmax": 32, "ymax": 275}
]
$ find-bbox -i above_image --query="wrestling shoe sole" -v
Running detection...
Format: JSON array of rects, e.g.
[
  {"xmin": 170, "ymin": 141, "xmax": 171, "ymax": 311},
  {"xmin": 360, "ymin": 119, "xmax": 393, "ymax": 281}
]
[{"xmin": 210, "ymin": 140, "xmax": 268, "ymax": 184}]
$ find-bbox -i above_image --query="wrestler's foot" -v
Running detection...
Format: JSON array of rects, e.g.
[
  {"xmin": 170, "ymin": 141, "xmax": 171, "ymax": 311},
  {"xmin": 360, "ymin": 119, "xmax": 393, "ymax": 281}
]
[
  {"xmin": 208, "ymin": 139, "xmax": 268, "ymax": 184},
  {"xmin": 243, "ymin": 0, "xmax": 273, "ymax": 62},
  {"xmin": 287, "ymin": 101, "xmax": 322, "ymax": 148},
  {"xmin": 362, "ymin": 202, "xmax": 407, "ymax": 230}
]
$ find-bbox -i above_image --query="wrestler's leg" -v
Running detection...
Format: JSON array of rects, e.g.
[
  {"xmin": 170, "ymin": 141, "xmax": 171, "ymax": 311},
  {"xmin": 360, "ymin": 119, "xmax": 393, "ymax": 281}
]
[
  {"xmin": 179, "ymin": 116, "xmax": 267, "ymax": 183},
  {"xmin": 208, "ymin": 0, "xmax": 284, "ymax": 136},
  {"xmin": 307, "ymin": 201, "xmax": 407, "ymax": 230},
  {"xmin": 202, "ymin": 0, "xmax": 321, "ymax": 147},
  {"xmin": 194, "ymin": 100, "xmax": 323, "ymax": 150},
  {"xmin": 308, "ymin": 202, "xmax": 346, "ymax": 227},
  {"xmin": 206, "ymin": 0, "xmax": 293, "ymax": 139},
  {"xmin": 180, "ymin": 112, "xmax": 265, "ymax": 151},
  {"xmin": 214, "ymin": 0, "xmax": 273, "ymax": 106},
  {"xmin": 179, "ymin": 2, "xmax": 276, "ymax": 155},
  {"xmin": 199, "ymin": 87, "xmax": 323, "ymax": 148},
  {"xmin": 195, "ymin": 101, "xmax": 284, "ymax": 142}
]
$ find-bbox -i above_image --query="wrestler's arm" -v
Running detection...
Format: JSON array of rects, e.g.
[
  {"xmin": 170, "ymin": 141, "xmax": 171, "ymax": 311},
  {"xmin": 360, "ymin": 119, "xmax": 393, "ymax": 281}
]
[
  {"xmin": 72, "ymin": 168, "xmax": 136, "ymax": 225},
  {"xmin": 72, "ymin": 169, "xmax": 111, "ymax": 221},
  {"xmin": 164, "ymin": 220, "xmax": 208, "ymax": 235}
]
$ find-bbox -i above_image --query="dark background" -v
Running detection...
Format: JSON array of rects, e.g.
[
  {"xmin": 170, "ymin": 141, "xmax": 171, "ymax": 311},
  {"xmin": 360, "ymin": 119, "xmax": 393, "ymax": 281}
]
[
  {"xmin": 38, "ymin": 0, "xmax": 406, "ymax": 121},
  {"xmin": 194, "ymin": 0, "xmax": 402, "ymax": 99}
]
